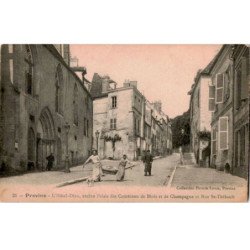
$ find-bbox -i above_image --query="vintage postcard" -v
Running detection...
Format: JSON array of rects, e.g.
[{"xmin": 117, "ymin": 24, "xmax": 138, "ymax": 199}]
[{"xmin": 0, "ymin": 44, "xmax": 248, "ymax": 202}]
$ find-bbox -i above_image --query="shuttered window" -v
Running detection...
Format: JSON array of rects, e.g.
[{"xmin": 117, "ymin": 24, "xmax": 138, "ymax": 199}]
[
  {"xmin": 219, "ymin": 116, "xmax": 229, "ymax": 150},
  {"xmin": 110, "ymin": 118, "xmax": 117, "ymax": 130},
  {"xmin": 211, "ymin": 128, "xmax": 217, "ymax": 155},
  {"xmin": 236, "ymin": 51, "xmax": 249, "ymax": 109},
  {"xmin": 209, "ymin": 85, "xmax": 215, "ymax": 111},
  {"xmin": 240, "ymin": 56, "xmax": 248, "ymax": 101},
  {"xmin": 239, "ymin": 126, "xmax": 246, "ymax": 166},
  {"xmin": 215, "ymin": 73, "xmax": 224, "ymax": 103},
  {"xmin": 236, "ymin": 67, "xmax": 242, "ymax": 109},
  {"xmin": 235, "ymin": 130, "xmax": 240, "ymax": 167}
]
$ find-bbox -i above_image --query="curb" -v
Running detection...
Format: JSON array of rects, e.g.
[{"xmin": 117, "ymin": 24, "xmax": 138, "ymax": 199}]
[
  {"xmin": 166, "ymin": 164, "xmax": 178, "ymax": 188},
  {"xmin": 56, "ymin": 163, "xmax": 141, "ymax": 188},
  {"xmin": 56, "ymin": 176, "xmax": 89, "ymax": 188}
]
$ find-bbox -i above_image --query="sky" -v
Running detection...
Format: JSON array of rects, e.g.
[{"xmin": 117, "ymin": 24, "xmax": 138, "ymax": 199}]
[{"xmin": 70, "ymin": 45, "xmax": 221, "ymax": 118}]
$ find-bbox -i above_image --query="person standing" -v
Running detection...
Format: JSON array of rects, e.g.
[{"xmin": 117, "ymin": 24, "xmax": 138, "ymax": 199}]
[
  {"xmin": 46, "ymin": 153, "xmax": 55, "ymax": 171},
  {"xmin": 116, "ymin": 154, "xmax": 133, "ymax": 181},
  {"xmin": 143, "ymin": 150, "xmax": 153, "ymax": 176},
  {"xmin": 83, "ymin": 149, "xmax": 102, "ymax": 183}
]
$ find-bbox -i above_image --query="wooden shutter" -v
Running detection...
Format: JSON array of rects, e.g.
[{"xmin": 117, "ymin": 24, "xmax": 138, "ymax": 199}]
[
  {"xmin": 241, "ymin": 57, "xmax": 248, "ymax": 100},
  {"xmin": 209, "ymin": 85, "xmax": 215, "ymax": 111},
  {"xmin": 216, "ymin": 73, "xmax": 224, "ymax": 103},
  {"xmin": 211, "ymin": 127, "xmax": 217, "ymax": 155},
  {"xmin": 219, "ymin": 116, "xmax": 228, "ymax": 150},
  {"xmin": 236, "ymin": 68, "xmax": 241, "ymax": 109}
]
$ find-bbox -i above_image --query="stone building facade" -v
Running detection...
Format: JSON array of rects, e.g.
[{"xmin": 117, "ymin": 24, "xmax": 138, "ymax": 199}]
[
  {"xmin": 150, "ymin": 101, "xmax": 172, "ymax": 156},
  {"xmin": 231, "ymin": 45, "xmax": 249, "ymax": 179},
  {"xmin": 92, "ymin": 77, "xmax": 145, "ymax": 160},
  {"xmin": 0, "ymin": 44, "xmax": 93, "ymax": 173},
  {"xmin": 209, "ymin": 45, "xmax": 234, "ymax": 172},
  {"xmin": 188, "ymin": 69, "xmax": 212, "ymax": 166},
  {"xmin": 208, "ymin": 45, "xmax": 249, "ymax": 179},
  {"xmin": 91, "ymin": 76, "xmax": 172, "ymax": 160}
]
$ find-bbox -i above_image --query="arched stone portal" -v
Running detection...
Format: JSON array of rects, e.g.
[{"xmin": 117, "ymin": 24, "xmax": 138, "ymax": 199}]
[{"xmin": 36, "ymin": 107, "xmax": 56, "ymax": 170}]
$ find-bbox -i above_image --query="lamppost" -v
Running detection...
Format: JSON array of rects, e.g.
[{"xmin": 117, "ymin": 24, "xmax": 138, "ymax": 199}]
[
  {"xmin": 180, "ymin": 128, "xmax": 185, "ymax": 164},
  {"xmin": 64, "ymin": 122, "xmax": 70, "ymax": 173},
  {"xmin": 95, "ymin": 130, "xmax": 100, "ymax": 153}
]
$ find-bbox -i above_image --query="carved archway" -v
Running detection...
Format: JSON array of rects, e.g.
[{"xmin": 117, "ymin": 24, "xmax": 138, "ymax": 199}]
[{"xmin": 36, "ymin": 107, "xmax": 56, "ymax": 170}]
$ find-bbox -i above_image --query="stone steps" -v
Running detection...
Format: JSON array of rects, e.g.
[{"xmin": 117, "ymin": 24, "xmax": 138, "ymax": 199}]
[{"xmin": 182, "ymin": 152, "xmax": 196, "ymax": 165}]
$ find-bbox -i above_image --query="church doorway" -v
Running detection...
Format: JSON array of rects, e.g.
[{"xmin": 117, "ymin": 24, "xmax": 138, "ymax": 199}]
[{"xmin": 36, "ymin": 107, "xmax": 56, "ymax": 170}]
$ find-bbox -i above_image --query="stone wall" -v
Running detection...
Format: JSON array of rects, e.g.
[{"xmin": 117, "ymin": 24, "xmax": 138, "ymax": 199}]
[{"xmin": 0, "ymin": 45, "xmax": 93, "ymax": 172}]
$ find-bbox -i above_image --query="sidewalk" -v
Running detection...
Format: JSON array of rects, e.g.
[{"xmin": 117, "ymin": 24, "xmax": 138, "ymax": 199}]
[
  {"xmin": 0, "ymin": 159, "xmax": 140, "ymax": 186},
  {"xmin": 171, "ymin": 164, "xmax": 247, "ymax": 188}
]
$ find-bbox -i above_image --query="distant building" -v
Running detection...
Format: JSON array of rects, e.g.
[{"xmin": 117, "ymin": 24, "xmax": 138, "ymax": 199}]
[
  {"xmin": 151, "ymin": 101, "xmax": 172, "ymax": 156},
  {"xmin": 91, "ymin": 76, "xmax": 144, "ymax": 160},
  {"xmin": 188, "ymin": 67, "xmax": 212, "ymax": 166},
  {"xmin": 0, "ymin": 44, "xmax": 93, "ymax": 173},
  {"xmin": 91, "ymin": 76, "xmax": 172, "ymax": 160}
]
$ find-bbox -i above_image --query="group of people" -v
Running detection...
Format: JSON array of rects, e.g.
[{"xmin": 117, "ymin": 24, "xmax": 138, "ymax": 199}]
[
  {"xmin": 83, "ymin": 150, "xmax": 132, "ymax": 185},
  {"xmin": 45, "ymin": 149, "xmax": 154, "ymax": 185},
  {"xmin": 83, "ymin": 149, "xmax": 154, "ymax": 185}
]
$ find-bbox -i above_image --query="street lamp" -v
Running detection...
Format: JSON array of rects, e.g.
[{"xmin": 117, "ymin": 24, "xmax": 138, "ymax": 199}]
[
  {"xmin": 64, "ymin": 122, "xmax": 70, "ymax": 173},
  {"xmin": 95, "ymin": 130, "xmax": 100, "ymax": 153},
  {"xmin": 180, "ymin": 128, "xmax": 185, "ymax": 164}
]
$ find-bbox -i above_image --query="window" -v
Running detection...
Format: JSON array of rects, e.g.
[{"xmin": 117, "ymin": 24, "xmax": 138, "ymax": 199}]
[
  {"xmin": 25, "ymin": 45, "xmax": 34, "ymax": 95},
  {"xmin": 137, "ymin": 120, "xmax": 140, "ymax": 134},
  {"xmin": 219, "ymin": 116, "xmax": 228, "ymax": 150},
  {"xmin": 239, "ymin": 126, "xmax": 246, "ymax": 166},
  {"xmin": 236, "ymin": 67, "xmax": 242, "ymax": 109},
  {"xmin": 235, "ymin": 130, "xmax": 240, "ymax": 167},
  {"xmin": 73, "ymin": 84, "xmax": 78, "ymax": 125},
  {"xmin": 223, "ymin": 68, "xmax": 230, "ymax": 102},
  {"xmin": 215, "ymin": 73, "xmax": 224, "ymax": 104},
  {"xmin": 84, "ymin": 117, "xmax": 86, "ymax": 136},
  {"xmin": 111, "ymin": 96, "xmax": 117, "ymax": 108},
  {"xmin": 209, "ymin": 85, "xmax": 215, "ymax": 111},
  {"xmin": 240, "ymin": 54, "xmax": 249, "ymax": 101},
  {"xmin": 134, "ymin": 118, "xmax": 137, "ymax": 134},
  {"xmin": 110, "ymin": 118, "xmax": 117, "ymax": 130},
  {"xmin": 55, "ymin": 64, "xmax": 63, "ymax": 114},
  {"xmin": 236, "ymin": 54, "xmax": 248, "ymax": 109},
  {"xmin": 86, "ymin": 119, "xmax": 89, "ymax": 137},
  {"xmin": 211, "ymin": 127, "xmax": 217, "ymax": 155}
]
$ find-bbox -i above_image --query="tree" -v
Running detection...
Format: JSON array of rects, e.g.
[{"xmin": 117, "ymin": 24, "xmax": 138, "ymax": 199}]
[
  {"xmin": 170, "ymin": 110, "xmax": 190, "ymax": 149},
  {"xmin": 104, "ymin": 134, "xmax": 122, "ymax": 158}
]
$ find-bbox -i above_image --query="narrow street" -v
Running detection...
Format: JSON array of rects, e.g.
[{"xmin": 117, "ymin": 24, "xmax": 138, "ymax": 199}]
[
  {"xmin": 0, "ymin": 154, "xmax": 179, "ymax": 187},
  {"xmin": 77, "ymin": 153, "xmax": 180, "ymax": 187}
]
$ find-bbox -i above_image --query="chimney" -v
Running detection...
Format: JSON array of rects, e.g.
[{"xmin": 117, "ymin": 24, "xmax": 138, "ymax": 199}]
[
  {"xmin": 70, "ymin": 56, "xmax": 79, "ymax": 67},
  {"xmin": 153, "ymin": 101, "xmax": 162, "ymax": 112},
  {"xmin": 123, "ymin": 80, "xmax": 137, "ymax": 88},
  {"xmin": 102, "ymin": 75, "xmax": 110, "ymax": 93}
]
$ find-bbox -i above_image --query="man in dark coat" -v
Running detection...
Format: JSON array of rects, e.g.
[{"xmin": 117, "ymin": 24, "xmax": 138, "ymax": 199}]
[
  {"xmin": 142, "ymin": 150, "xmax": 153, "ymax": 176},
  {"xmin": 46, "ymin": 153, "xmax": 55, "ymax": 171}
]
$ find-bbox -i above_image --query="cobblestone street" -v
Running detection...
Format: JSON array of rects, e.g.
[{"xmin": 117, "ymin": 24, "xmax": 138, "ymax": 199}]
[
  {"xmin": 76, "ymin": 153, "xmax": 180, "ymax": 187},
  {"xmin": 171, "ymin": 165, "xmax": 247, "ymax": 188},
  {"xmin": 0, "ymin": 153, "xmax": 247, "ymax": 189}
]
